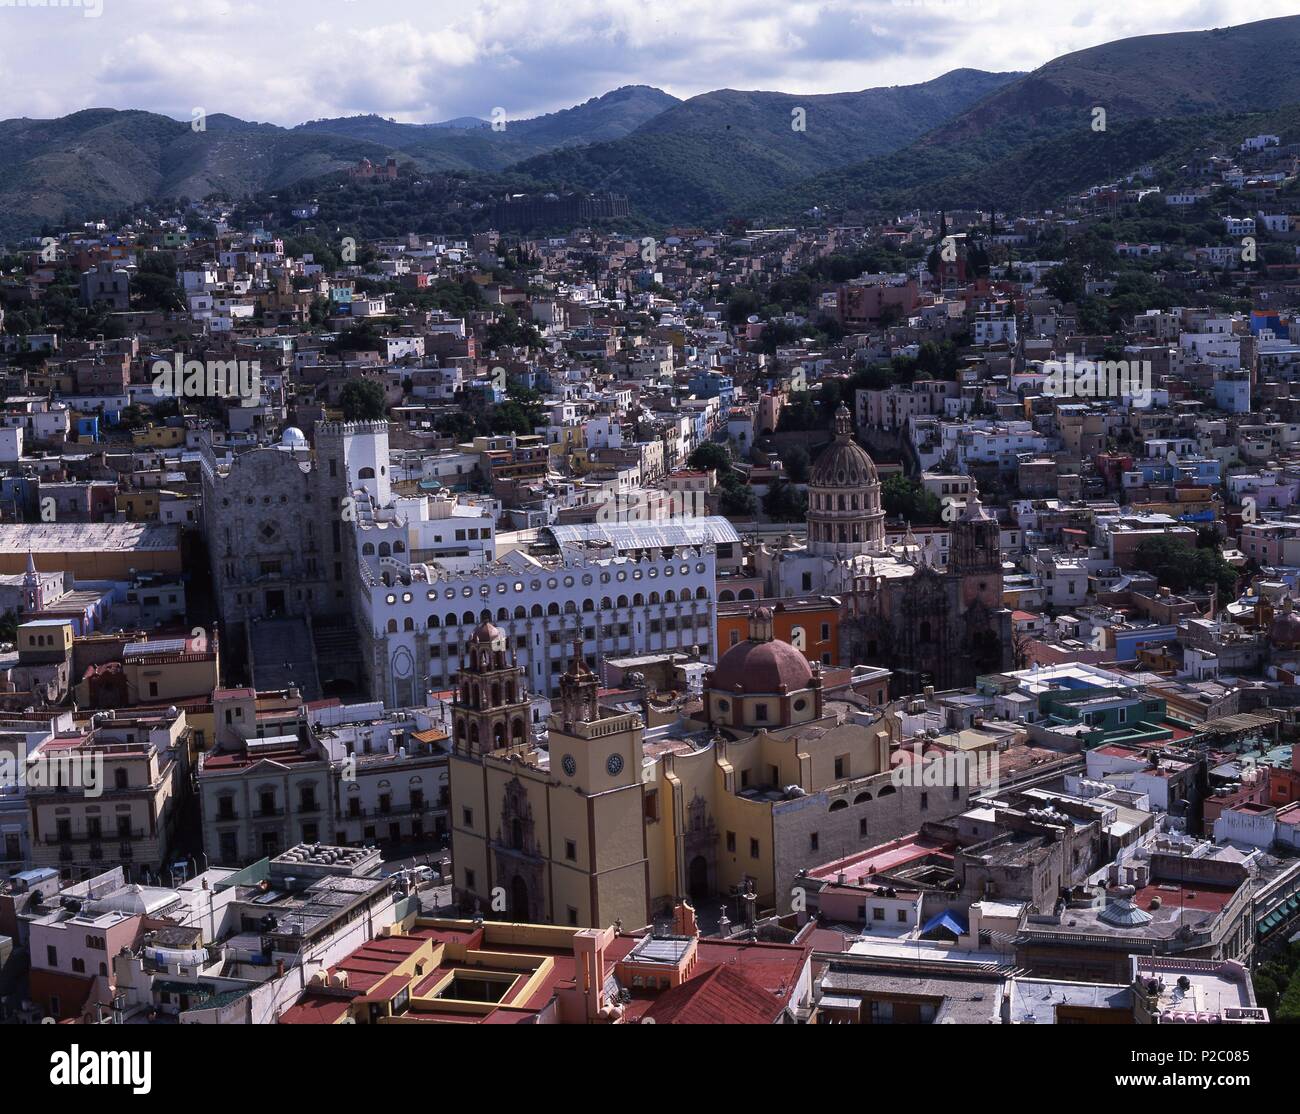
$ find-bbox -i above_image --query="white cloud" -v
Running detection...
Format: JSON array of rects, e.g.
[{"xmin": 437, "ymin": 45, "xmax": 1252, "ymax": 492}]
[{"xmin": 0, "ymin": 0, "xmax": 1289, "ymax": 123}]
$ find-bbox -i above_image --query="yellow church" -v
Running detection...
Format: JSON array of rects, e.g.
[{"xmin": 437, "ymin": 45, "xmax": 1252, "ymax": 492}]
[{"xmin": 449, "ymin": 609, "xmax": 930, "ymax": 928}]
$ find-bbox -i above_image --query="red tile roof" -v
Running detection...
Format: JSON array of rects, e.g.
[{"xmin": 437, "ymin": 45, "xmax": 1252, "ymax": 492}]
[{"xmin": 641, "ymin": 963, "xmax": 786, "ymax": 1025}]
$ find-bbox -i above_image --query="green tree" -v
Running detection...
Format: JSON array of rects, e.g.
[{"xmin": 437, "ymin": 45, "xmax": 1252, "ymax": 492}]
[
  {"xmin": 782, "ymin": 444, "xmax": 811, "ymax": 484},
  {"xmin": 330, "ymin": 323, "xmax": 385, "ymax": 354},
  {"xmin": 1277, "ymin": 967, "xmax": 1300, "ymax": 1024},
  {"xmin": 882, "ymin": 475, "xmax": 942, "ymax": 524},
  {"xmin": 1133, "ymin": 535, "xmax": 1237, "ymax": 601},
  {"xmin": 719, "ymin": 473, "xmax": 756, "ymax": 517},
  {"xmin": 687, "ymin": 443, "xmax": 732, "ymax": 476},
  {"xmin": 763, "ymin": 477, "xmax": 807, "ymax": 522},
  {"xmin": 339, "ymin": 378, "xmax": 388, "ymax": 421},
  {"xmin": 485, "ymin": 310, "xmax": 542, "ymax": 351}
]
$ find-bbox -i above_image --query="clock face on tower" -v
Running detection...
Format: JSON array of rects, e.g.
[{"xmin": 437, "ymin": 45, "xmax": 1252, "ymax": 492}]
[
  {"xmin": 561, "ymin": 754, "xmax": 577, "ymax": 777},
  {"xmin": 606, "ymin": 753, "xmax": 624, "ymax": 776}
]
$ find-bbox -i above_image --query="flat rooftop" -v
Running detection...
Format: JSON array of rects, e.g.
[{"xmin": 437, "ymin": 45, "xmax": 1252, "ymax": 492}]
[{"xmin": 0, "ymin": 522, "xmax": 180, "ymax": 552}]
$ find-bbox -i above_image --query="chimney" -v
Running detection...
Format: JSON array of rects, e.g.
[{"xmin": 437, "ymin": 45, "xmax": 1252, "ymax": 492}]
[
  {"xmin": 672, "ymin": 900, "xmax": 699, "ymax": 938},
  {"xmin": 573, "ymin": 927, "xmax": 612, "ymax": 1022},
  {"xmin": 962, "ymin": 902, "xmax": 982, "ymax": 950}
]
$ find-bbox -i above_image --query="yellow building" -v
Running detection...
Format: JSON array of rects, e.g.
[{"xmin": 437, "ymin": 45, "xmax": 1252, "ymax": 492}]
[
  {"xmin": 450, "ymin": 609, "xmax": 917, "ymax": 928},
  {"xmin": 645, "ymin": 607, "xmax": 894, "ymax": 913},
  {"xmin": 116, "ymin": 489, "xmax": 161, "ymax": 521},
  {"xmin": 17, "ymin": 618, "xmax": 74, "ymax": 662},
  {"xmin": 132, "ymin": 424, "xmax": 186, "ymax": 449},
  {"xmin": 449, "ymin": 625, "xmax": 650, "ymax": 929}
]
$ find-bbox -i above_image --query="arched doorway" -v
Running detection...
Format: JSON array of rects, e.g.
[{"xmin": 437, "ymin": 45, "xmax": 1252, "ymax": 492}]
[
  {"xmin": 511, "ymin": 874, "xmax": 530, "ymax": 920},
  {"xmin": 688, "ymin": 855, "xmax": 710, "ymax": 906}
]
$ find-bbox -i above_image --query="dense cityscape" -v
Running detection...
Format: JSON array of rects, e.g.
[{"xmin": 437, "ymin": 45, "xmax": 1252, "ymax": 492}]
[{"xmin": 0, "ymin": 4, "xmax": 1295, "ymax": 1077}]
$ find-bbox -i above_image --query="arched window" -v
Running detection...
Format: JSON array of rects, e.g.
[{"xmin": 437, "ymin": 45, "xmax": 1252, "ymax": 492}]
[
  {"xmin": 358, "ymin": 467, "xmax": 376, "ymax": 479},
  {"xmin": 362, "ymin": 543, "xmax": 375, "ymax": 556},
  {"xmin": 427, "ymin": 615, "xmax": 439, "ymax": 628},
  {"xmin": 829, "ymin": 799, "xmax": 848, "ymax": 812}
]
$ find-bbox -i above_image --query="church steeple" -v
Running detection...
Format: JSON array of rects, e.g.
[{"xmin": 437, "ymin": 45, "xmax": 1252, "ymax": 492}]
[
  {"xmin": 950, "ymin": 490, "xmax": 1000, "ymax": 575},
  {"xmin": 451, "ymin": 621, "xmax": 530, "ymax": 755},
  {"xmin": 556, "ymin": 640, "xmax": 600, "ymax": 729},
  {"xmin": 748, "ymin": 606, "xmax": 775, "ymax": 643},
  {"xmin": 23, "ymin": 551, "xmax": 44, "ymax": 613}
]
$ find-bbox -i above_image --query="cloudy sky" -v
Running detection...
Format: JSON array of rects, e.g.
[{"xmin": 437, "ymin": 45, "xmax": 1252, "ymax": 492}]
[{"xmin": 0, "ymin": 0, "xmax": 1293, "ymax": 125}]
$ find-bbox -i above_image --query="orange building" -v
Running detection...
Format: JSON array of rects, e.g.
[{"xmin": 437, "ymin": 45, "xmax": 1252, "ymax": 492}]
[{"xmin": 717, "ymin": 596, "xmax": 840, "ymax": 667}]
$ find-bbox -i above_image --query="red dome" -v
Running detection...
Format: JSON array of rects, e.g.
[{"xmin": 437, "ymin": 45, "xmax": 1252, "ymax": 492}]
[
  {"xmin": 1271, "ymin": 609, "xmax": 1300, "ymax": 647},
  {"xmin": 710, "ymin": 638, "xmax": 813, "ymax": 694},
  {"xmin": 469, "ymin": 621, "xmax": 503, "ymax": 643}
]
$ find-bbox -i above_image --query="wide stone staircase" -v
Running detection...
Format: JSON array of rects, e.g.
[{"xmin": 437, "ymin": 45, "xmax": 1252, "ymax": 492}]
[
  {"xmin": 311, "ymin": 613, "xmax": 367, "ymax": 698},
  {"xmin": 248, "ymin": 616, "xmax": 322, "ymax": 701}
]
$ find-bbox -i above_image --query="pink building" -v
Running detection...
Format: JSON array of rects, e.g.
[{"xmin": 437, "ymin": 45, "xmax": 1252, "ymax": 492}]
[{"xmin": 29, "ymin": 901, "xmax": 144, "ymax": 1020}]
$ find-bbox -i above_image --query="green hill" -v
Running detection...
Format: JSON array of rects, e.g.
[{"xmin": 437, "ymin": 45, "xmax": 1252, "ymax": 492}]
[
  {"xmin": 511, "ymin": 69, "xmax": 1022, "ymax": 223},
  {"xmin": 0, "ymin": 87, "xmax": 681, "ymax": 240},
  {"xmin": 761, "ymin": 14, "xmax": 1300, "ymax": 221}
]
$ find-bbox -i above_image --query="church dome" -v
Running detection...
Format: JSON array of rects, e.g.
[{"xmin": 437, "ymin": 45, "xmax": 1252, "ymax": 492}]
[
  {"xmin": 469, "ymin": 621, "xmax": 503, "ymax": 644},
  {"xmin": 710, "ymin": 607, "xmax": 813, "ymax": 694},
  {"xmin": 1271, "ymin": 598, "xmax": 1300, "ymax": 648},
  {"xmin": 809, "ymin": 404, "xmax": 878, "ymax": 488},
  {"xmin": 805, "ymin": 404, "xmax": 885, "ymax": 559},
  {"xmin": 711, "ymin": 639, "xmax": 812, "ymax": 694},
  {"xmin": 280, "ymin": 426, "xmax": 308, "ymax": 449}
]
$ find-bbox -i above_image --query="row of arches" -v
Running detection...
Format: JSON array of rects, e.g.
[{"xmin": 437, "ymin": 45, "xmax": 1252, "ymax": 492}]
[
  {"xmin": 362, "ymin": 540, "xmax": 407, "ymax": 556},
  {"xmin": 382, "ymin": 594, "xmax": 710, "ymax": 633},
  {"xmin": 455, "ymin": 716, "xmax": 527, "ymax": 747},
  {"xmin": 827, "ymin": 785, "xmax": 896, "ymax": 811},
  {"xmin": 459, "ymin": 678, "xmax": 521, "ymax": 709}
]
